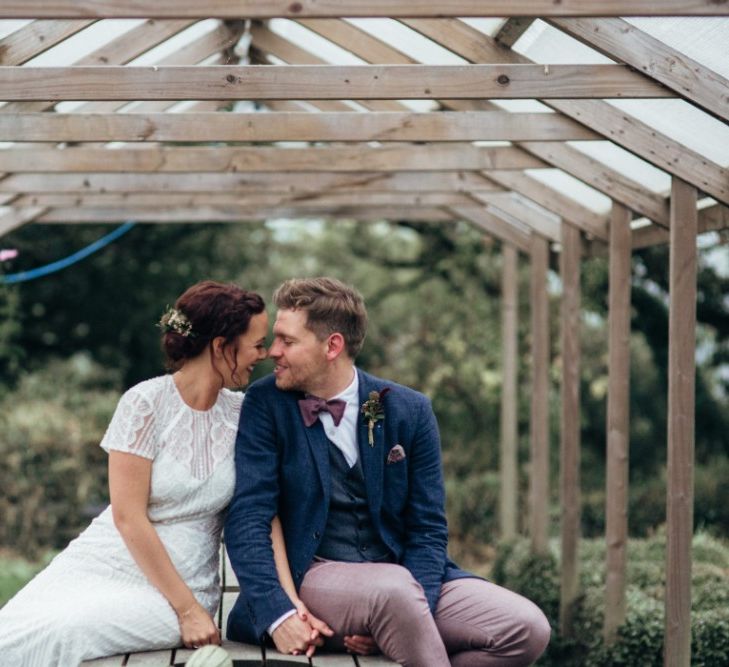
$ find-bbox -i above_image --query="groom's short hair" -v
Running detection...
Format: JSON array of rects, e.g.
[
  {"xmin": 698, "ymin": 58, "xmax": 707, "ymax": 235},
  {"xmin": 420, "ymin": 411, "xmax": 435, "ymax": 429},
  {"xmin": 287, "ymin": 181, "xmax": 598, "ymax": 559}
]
[{"xmin": 273, "ymin": 277, "xmax": 367, "ymax": 358}]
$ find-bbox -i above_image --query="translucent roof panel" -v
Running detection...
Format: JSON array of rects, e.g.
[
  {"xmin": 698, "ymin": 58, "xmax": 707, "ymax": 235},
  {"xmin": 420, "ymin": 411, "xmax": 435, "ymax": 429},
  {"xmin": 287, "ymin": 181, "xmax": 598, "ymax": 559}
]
[
  {"xmin": 346, "ymin": 19, "xmax": 468, "ymax": 64},
  {"xmin": 27, "ymin": 20, "xmax": 144, "ymax": 65},
  {"xmin": 569, "ymin": 141, "xmax": 671, "ymax": 195},
  {"xmin": 514, "ymin": 20, "xmax": 729, "ymax": 168},
  {"xmin": 269, "ymin": 19, "xmax": 366, "ymax": 64},
  {"xmin": 624, "ymin": 18, "xmax": 729, "ymax": 79},
  {"xmin": 514, "ymin": 20, "xmax": 614, "ymax": 64},
  {"xmin": 525, "ymin": 169, "xmax": 612, "ymax": 215},
  {"xmin": 460, "ymin": 18, "xmax": 510, "ymax": 37},
  {"xmin": 607, "ymin": 99, "xmax": 729, "ymax": 168},
  {"xmin": 0, "ymin": 20, "xmax": 31, "ymax": 39}
]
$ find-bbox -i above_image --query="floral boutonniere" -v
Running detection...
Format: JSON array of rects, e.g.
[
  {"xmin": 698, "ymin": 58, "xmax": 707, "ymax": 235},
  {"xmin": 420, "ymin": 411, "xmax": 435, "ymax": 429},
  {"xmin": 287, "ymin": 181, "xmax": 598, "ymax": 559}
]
[{"xmin": 361, "ymin": 388, "xmax": 390, "ymax": 447}]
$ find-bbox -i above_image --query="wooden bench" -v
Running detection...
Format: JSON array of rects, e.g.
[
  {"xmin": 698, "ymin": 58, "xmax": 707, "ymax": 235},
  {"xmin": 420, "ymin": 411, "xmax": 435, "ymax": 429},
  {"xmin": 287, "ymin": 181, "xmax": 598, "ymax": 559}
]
[{"xmin": 83, "ymin": 545, "xmax": 398, "ymax": 666}]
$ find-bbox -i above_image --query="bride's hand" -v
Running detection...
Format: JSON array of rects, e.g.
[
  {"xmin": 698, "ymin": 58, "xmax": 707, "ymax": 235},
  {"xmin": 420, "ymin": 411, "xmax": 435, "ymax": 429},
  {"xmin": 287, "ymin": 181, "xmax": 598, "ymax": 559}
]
[
  {"xmin": 177, "ymin": 601, "xmax": 221, "ymax": 649},
  {"xmin": 294, "ymin": 600, "xmax": 334, "ymax": 657}
]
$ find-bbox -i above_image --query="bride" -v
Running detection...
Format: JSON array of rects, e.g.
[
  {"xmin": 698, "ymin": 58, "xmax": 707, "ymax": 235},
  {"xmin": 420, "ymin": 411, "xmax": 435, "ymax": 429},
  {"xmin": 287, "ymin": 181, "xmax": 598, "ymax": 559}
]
[{"xmin": 0, "ymin": 280, "xmax": 331, "ymax": 666}]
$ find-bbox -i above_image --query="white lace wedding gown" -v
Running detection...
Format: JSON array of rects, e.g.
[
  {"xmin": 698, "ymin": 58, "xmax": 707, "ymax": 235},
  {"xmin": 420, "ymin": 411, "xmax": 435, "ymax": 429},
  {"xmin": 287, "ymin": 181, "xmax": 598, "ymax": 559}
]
[{"xmin": 0, "ymin": 375, "xmax": 243, "ymax": 666}]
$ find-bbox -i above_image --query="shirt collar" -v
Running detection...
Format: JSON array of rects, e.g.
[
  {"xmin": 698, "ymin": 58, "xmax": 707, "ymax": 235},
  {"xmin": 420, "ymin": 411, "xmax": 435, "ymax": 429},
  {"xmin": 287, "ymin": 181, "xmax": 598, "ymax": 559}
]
[{"xmin": 331, "ymin": 367, "xmax": 359, "ymax": 405}]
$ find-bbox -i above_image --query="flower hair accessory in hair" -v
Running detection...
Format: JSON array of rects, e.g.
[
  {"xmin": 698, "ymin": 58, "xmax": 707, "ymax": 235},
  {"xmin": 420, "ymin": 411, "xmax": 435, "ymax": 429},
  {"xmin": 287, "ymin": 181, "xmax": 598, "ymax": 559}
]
[{"xmin": 158, "ymin": 306, "xmax": 195, "ymax": 337}]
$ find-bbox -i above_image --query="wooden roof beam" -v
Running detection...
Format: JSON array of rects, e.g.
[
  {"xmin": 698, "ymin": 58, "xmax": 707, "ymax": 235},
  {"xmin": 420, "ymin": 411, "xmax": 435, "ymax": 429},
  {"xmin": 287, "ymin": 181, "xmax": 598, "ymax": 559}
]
[
  {"xmin": 449, "ymin": 205, "xmax": 531, "ymax": 253},
  {"xmin": 633, "ymin": 203, "xmax": 729, "ymax": 248},
  {"xmin": 0, "ymin": 111, "xmax": 600, "ymax": 143},
  {"xmin": 0, "ymin": 65, "xmax": 674, "ymax": 101},
  {"xmin": 548, "ymin": 18, "xmax": 729, "ymax": 124},
  {"xmin": 487, "ymin": 170, "xmax": 609, "ymax": 241},
  {"xmin": 1, "ymin": 1, "xmax": 726, "ymax": 18},
  {"xmin": 0, "ymin": 206, "xmax": 46, "ymax": 238},
  {"xmin": 0, "ymin": 19, "xmax": 95, "ymax": 65},
  {"xmin": 310, "ymin": 17, "xmax": 668, "ymax": 227},
  {"xmin": 0, "ymin": 19, "xmax": 196, "ymax": 115},
  {"xmin": 249, "ymin": 23, "xmax": 402, "ymax": 112},
  {"xmin": 493, "ymin": 18, "xmax": 536, "ymax": 49},
  {"xmin": 34, "ymin": 205, "xmax": 455, "ymax": 224},
  {"xmin": 403, "ymin": 17, "xmax": 729, "ymax": 210},
  {"xmin": 14, "ymin": 191, "xmax": 478, "ymax": 209},
  {"xmin": 470, "ymin": 191, "xmax": 562, "ymax": 242},
  {"xmin": 0, "ymin": 144, "xmax": 546, "ymax": 173},
  {"xmin": 0, "ymin": 171, "xmax": 505, "ymax": 195}
]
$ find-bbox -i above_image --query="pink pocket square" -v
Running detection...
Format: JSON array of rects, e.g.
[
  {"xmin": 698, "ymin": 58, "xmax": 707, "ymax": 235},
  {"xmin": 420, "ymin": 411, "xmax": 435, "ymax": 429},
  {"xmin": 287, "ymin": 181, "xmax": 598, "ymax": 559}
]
[{"xmin": 387, "ymin": 444, "xmax": 406, "ymax": 464}]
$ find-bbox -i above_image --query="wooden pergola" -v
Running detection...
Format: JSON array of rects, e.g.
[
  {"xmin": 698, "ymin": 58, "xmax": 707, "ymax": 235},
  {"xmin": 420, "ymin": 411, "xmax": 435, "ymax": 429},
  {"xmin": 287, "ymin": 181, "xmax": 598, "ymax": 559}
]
[{"xmin": 2, "ymin": 4, "xmax": 728, "ymax": 666}]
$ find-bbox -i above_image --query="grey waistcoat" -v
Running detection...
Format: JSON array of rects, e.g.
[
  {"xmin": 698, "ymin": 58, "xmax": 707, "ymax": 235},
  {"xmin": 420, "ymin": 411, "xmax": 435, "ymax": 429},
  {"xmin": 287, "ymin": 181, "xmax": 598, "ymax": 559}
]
[{"xmin": 315, "ymin": 440, "xmax": 392, "ymax": 563}]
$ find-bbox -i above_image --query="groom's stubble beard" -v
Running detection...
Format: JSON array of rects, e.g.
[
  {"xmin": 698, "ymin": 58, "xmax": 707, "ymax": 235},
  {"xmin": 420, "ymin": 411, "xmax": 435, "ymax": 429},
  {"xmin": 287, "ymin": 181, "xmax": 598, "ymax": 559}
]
[{"xmin": 274, "ymin": 355, "xmax": 330, "ymax": 395}]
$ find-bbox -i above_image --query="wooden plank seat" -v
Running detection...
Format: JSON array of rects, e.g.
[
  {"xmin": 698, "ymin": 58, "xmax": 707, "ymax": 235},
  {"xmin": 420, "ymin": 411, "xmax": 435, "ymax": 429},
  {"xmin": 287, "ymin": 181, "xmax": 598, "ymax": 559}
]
[{"xmin": 83, "ymin": 543, "xmax": 398, "ymax": 666}]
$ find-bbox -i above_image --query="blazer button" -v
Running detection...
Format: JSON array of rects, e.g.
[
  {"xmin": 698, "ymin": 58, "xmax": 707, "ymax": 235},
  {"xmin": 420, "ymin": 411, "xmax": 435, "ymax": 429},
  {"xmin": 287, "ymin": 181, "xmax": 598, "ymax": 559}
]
[
  {"xmin": 314, "ymin": 531, "xmax": 321, "ymax": 539},
  {"xmin": 296, "ymin": 570, "xmax": 302, "ymax": 578}
]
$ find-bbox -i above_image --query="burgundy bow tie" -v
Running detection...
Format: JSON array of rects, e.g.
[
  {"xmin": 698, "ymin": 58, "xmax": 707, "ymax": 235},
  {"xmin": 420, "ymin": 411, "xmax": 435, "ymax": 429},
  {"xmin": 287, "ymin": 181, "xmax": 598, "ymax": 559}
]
[{"xmin": 298, "ymin": 395, "xmax": 347, "ymax": 427}]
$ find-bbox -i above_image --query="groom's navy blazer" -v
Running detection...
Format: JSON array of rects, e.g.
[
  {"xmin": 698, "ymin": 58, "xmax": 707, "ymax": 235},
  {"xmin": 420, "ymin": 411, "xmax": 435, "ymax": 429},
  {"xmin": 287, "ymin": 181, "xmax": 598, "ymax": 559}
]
[{"xmin": 224, "ymin": 369, "xmax": 470, "ymax": 643}]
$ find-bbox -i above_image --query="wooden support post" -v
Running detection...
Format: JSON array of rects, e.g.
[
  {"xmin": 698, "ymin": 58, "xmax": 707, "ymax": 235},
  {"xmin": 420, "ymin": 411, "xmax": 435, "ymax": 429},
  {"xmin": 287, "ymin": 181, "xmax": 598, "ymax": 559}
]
[
  {"xmin": 500, "ymin": 242, "xmax": 519, "ymax": 540},
  {"xmin": 604, "ymin": 202, "xmax": 632, "ymax": 643},
  {"xmin": 560, "ymin": 222, "xmax": 582, "ymax": 635},
  {"xmin": 529, "ymin": 234, "xmax": 550, "ymax": 554},
  {"xmin": 664, "ymin": 178, "xmax": 697, "ymax": 667}
]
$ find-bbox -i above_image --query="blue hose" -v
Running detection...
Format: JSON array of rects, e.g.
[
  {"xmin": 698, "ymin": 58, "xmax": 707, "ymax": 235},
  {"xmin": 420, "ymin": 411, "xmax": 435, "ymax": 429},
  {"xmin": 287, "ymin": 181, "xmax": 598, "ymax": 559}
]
[{"xmin": 0, "ymin": 221, "xmax": 136, "ymax": 284}]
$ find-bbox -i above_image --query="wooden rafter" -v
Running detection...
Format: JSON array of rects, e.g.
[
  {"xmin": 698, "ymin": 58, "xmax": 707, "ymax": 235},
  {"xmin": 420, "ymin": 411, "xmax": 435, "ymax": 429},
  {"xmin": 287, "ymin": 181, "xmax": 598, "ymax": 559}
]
[
  {"xmin": 402, "ymin": 17, "xmax": 729, "ymax": 208},
  {"xmin": 0, "ymin": 19, "xmax": 95, "ymax": 65},
  {"xmin": 448, "ymin": 205, "xmax": 531, "ymax": 253},
  {"xmin": 493, "ymin": 18, "xmax": 536, "ymax": 48},
  {"xmin": 1, "ymin": 1, "xmax": 726, "ymax": 18},
  {"xmin": 294, "ymin": 17, "xmax": 659, "ymax": 239},
  {"xmin": 0, "ymin": 19, "xmax": 197, "ymax": 116},
  {"xmin": 0, "ymin": 172, "xmax": 504, "ymax": 195},
  {"xmin": 0, "ymin": 111, "xmax": 600, "ymax": 142},
  {"xmin": 0, "ymin": 206, "xmax": 47, "ymax": 237},
  {"xmin": 469, "ymin": 192, "xmax": 562, "ymax": 242},
  {"xmin": 549, "ymin": 18, "xmax": 729, "ymax": 124},
  {"xmin": 0, "ymin": 64, "xmax": 672, "ymax": 101},
  {"xmin": 0, "ymin": 145, "xmax": 545, "ymax": 173},
  {"xmin": 14, "ymin": 192, "xmax": 477, "ymax": 209},
  {"xmin": 35, "ymin": 206, "xmax": 454, "ymax": 223},
  {"xmin": 486, "ymin": 170, "xmax": 609, "ymax": 240}
]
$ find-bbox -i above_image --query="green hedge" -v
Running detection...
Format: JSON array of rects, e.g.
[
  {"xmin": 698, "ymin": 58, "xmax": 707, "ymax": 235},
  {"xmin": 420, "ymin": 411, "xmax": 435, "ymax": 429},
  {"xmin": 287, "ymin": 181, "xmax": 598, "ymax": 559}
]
[
  {"xmin": 0, "ymin": 355, "xmax": 120, "ymax": 558},
  {"xmin": 581, "ymin": 460, "xmax": 729, "ymax": 539},
  {"xmin": 492, "ymin": 532, "xmax": 729, "ymax": 666}
]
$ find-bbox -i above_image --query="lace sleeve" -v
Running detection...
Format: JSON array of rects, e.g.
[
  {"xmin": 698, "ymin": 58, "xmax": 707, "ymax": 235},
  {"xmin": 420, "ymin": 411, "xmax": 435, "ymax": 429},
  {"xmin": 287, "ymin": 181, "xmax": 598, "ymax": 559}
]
[{"xmin": 100, "ymin": 387, "xmax": 158, "ymax": 460}]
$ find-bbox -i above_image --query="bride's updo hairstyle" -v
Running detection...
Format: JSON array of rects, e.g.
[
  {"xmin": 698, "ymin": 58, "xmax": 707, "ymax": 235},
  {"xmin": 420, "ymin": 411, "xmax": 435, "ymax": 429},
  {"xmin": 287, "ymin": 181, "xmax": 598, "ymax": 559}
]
[{"xmin": 160, "ymin": 280, "xmax": 265, "ymax": 371}]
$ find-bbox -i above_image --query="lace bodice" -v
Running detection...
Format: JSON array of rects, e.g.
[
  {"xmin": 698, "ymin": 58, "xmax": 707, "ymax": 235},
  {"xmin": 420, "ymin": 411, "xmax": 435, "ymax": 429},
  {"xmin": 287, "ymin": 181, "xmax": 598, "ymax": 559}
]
[{"xmin": 101, "ymin": 373, "xmax": 242, "ymax": 487}]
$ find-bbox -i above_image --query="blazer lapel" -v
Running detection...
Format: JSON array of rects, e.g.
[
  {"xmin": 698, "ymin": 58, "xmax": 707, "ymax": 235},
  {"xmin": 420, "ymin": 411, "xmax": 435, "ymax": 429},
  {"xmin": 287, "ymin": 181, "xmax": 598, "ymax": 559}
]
[
  {"xmin": 357, "ymin": 370, "xmax": 384, "ymax": 519},
  {"xmin": 297, "ymin": 396, "xmax": 331, "ymax": 506}
]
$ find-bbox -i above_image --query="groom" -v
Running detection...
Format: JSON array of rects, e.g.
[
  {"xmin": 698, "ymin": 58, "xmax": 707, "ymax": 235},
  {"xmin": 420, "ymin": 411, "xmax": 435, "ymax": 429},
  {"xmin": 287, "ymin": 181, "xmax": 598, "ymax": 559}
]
[{"xmin": 225, "ymin": 277, "xmax": 550, "ymax": 666}]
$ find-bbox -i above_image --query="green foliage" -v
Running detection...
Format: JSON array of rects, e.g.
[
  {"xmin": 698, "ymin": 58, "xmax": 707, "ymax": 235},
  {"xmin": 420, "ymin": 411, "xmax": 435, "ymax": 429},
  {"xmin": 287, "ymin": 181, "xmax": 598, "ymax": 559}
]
[
  {"xmin": 0, "ymin": 552, "xmax": 54, "ymax": 607},
  {"xmin": 0, "ymin": 284, "xmax": 23, "ymax": 389},
  {"xmin": 492, "ymin": 533, "xmax": 729, "ymax": 665},
  {"xmin": 0, "ymin": 355, "xmax": 120, "ymax": 558},
  {"xmin": 580, "ymin": 458, "xmax": 729, "ymax": 539},
  {"xmin": 445, "ymin": 471, "xmax": 500, "ymax": 544}
]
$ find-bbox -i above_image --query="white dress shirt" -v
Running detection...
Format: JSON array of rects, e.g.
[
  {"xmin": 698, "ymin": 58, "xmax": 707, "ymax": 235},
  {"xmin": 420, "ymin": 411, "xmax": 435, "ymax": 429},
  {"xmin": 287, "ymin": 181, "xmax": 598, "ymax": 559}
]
[{"xmin": 317, "ymin": 368, "xmax": 359, "ymax": 468}]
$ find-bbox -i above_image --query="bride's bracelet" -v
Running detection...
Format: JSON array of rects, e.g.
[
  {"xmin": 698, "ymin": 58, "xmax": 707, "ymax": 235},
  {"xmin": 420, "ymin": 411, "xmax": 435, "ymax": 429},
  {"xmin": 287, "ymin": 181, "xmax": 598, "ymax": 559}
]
[{"xmin": 177, "ymin": 604, "xmax": 196, "ymax": 619}]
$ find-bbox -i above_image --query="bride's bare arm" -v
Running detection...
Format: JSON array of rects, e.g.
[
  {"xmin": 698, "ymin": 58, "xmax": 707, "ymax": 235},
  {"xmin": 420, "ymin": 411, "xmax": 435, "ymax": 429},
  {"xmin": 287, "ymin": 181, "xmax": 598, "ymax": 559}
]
[
  {"xmin": 270, "ymin": 515, "xmax": 334, "ymax": 654},
  {"xmin": 109, "ymin": 450, "xmax": 220, "ymax": 649},
  {"xmin": 271, "ymin": 515, "xmax": 298, "ymax": 603}
]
